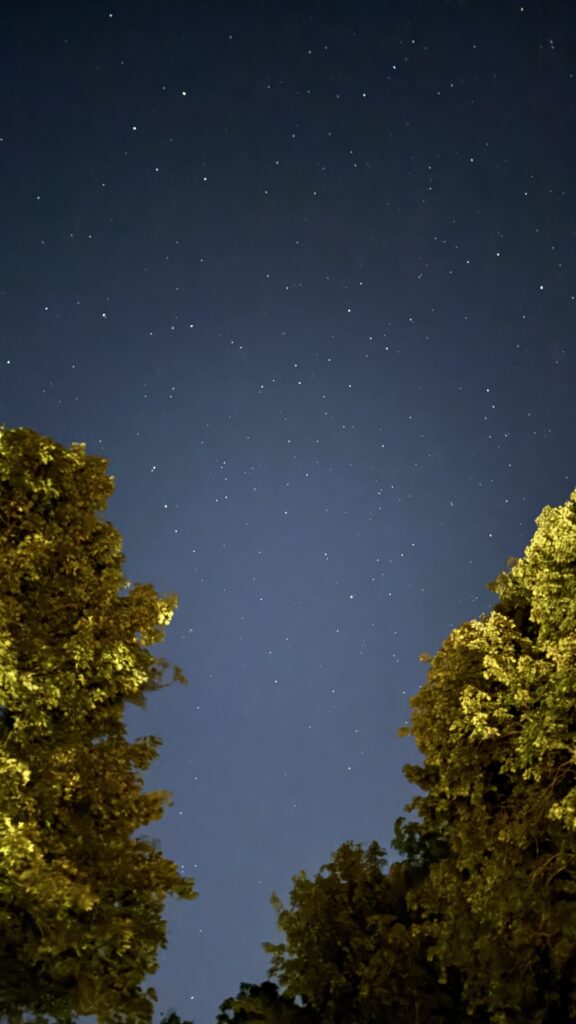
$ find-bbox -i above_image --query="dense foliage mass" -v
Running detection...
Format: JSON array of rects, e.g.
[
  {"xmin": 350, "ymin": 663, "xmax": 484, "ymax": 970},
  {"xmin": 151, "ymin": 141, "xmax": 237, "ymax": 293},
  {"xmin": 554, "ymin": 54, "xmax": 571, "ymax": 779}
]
[
  {"xmin": 399, "ymin": 489, "xmax": 576, "ymax": 1021},
  {"xmin": 0, "ymin": 427, "xmax": 195, "ymax": 1024},
  {"xmin": 219, "ymin": 489, "xmax": 576, "ymax": 1024}
]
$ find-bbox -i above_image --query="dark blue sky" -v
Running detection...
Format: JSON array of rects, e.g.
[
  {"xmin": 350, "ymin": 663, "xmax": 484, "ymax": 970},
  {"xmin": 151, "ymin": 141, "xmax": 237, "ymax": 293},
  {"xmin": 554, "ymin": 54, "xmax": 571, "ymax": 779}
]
[{"xmin": 1, "ymin": 1, "xmax": 575, "ymax": 1021}]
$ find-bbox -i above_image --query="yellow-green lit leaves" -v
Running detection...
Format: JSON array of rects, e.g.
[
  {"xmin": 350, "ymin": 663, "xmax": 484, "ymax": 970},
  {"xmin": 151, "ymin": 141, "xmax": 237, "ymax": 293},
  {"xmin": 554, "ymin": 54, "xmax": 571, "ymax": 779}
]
[
  {"xmin": 398, "ymin": 488, "xmax": 576, "ymax": 1021},
  {"xmin": 0, "ymin": 427, "xmax": 195, "ymax": 1024},
  {"xmin": 514, "ymin": 496, "xmax": 576, "ymax": 636}
]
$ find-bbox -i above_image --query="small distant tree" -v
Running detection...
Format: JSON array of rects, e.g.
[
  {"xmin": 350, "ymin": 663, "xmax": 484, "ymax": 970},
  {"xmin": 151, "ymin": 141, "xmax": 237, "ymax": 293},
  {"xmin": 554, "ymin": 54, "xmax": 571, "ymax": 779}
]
[
  {"xmin": 216, "ymin": 980, "xmax": 314, "ymax": 1023},
  {"xmin": 0, "ymin": 427, "xmax": 196, "ymax": 1024},
  {"xmin": 159, "ymin": 1010, "xmax": 195, "ymax": 1024}
]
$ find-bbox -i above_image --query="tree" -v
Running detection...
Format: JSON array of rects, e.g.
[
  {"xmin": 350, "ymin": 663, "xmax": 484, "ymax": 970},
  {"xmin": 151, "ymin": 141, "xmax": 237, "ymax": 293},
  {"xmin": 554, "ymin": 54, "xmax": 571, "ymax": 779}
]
[
  {"xmin": 398, "ymin": 489, "xmax": 576, "ymax": 1021},
  {"xmin": 159, "ymin": 1010, "xmax": 195, "ymax": 1024},
  {"xmin": 216, "ymin": 981, "xmax": 314, "ymax": 1024},
  {"xmin": 262, "ymin": 839, "xmax": 467, "ymax": 1024},
  {"xmin": 0, "ymin": 427, "xmax": 196, "ymax": 1024},
  {"xmin": 220, "ymin": 490, "xmax": 576, "ymax": 1024}
]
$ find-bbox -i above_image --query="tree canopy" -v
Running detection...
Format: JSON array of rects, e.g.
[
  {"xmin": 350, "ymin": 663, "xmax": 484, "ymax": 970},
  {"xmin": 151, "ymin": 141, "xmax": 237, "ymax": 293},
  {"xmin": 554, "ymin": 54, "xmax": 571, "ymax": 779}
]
[
  {"xmin": 0, "ymin": 426, "xmax": 195, "ymax": 1024},
  {"xmin": 6, "ymin": 427, "xmax": 573, "ymax": 1024},
  {"xmin": 262, "ymin": 839, "xmax": 467, "ymax": 1024},
  {"xmin": 220, "ymin": 488, "xmax": 576, "ymax": 1024},
  {"xmin": 216, "ymin": 981, "xmax": 314, "ymax": 1024},
  {"xmin": 398, "ymin": 489, "xmax": 576, "ymax": 1021}
]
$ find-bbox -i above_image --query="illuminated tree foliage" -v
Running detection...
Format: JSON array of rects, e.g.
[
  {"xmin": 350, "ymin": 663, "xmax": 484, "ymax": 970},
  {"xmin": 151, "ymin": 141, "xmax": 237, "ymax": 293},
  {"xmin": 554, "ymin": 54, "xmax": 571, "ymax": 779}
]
[
  {"xmin": 0, "ymin": 427, "xmax": 195, "ymax": 1024},
  {"xmin": 399, "ymin": 489, "xmax": 576, "ymax": 1022},
  {"xmin": 216, "ymin": 980, "xmax": 314, "ymax": 1023},
  {"xmin": 262, "ymin": 840, "xmax": 466, "ymax": 1024},
  {"xmin": 226, "ymin": 489, "xmax": 576, "ymax": 1024}
]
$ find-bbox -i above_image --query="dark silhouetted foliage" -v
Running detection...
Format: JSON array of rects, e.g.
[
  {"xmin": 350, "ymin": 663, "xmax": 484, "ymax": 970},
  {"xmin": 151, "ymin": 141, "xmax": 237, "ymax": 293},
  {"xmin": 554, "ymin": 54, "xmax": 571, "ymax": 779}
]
[{"xmin": 216, "ymin": 981, "xmax": 314, "ymax": 1023}]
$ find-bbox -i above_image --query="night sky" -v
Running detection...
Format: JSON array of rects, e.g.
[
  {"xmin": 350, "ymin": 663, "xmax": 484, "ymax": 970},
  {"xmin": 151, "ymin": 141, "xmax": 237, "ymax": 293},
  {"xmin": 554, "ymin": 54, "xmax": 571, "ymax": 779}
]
[{"xmin": 2, "ymin": 1, "xmax": 576, "ymax": 1021}]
